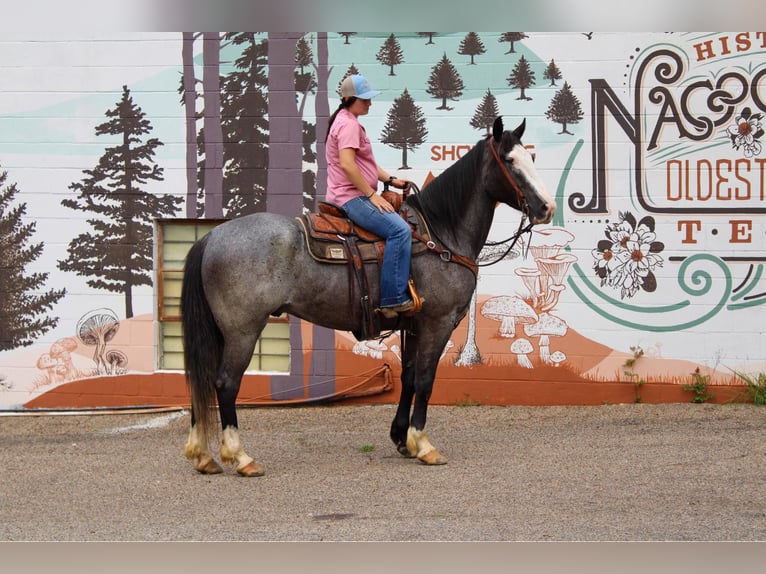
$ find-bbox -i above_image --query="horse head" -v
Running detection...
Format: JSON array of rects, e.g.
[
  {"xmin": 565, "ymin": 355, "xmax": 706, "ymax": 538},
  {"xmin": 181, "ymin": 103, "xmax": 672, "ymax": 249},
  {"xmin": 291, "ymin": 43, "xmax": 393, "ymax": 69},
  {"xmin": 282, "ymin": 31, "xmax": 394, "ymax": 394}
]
[{"xmin": 489, "ymin": 116, "xmax": 556, "ymax": 225}]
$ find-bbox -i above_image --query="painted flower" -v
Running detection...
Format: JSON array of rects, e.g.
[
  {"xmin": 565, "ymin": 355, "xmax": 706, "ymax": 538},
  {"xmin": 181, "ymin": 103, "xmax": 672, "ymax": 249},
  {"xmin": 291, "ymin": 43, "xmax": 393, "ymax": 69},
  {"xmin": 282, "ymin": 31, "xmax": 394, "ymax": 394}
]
[
  {"xmin": 592, "ymin": 241, "xmax": 619, "ymax": 286},
  {"xmin": 727, "ymin": 107, "xmax": 764, "ymax": 158},
  {"xmin": 592, "ymin": 211, "xmax": 664, "ymax": 299}
]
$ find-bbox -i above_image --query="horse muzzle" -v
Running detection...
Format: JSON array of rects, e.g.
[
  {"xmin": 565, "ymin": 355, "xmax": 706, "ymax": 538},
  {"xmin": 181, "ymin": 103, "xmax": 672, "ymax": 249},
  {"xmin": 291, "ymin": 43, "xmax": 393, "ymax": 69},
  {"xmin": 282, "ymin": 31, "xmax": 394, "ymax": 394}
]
[{"xmin": 531, "ymin": 201, "xmax": 556, "ymax": 225}]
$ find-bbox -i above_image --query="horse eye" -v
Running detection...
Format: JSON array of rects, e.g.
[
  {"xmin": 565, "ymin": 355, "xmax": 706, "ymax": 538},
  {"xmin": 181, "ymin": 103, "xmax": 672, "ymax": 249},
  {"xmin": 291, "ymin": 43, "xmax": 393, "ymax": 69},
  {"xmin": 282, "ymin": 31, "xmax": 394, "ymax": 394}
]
[{"xmin": 531, "ymin": 153, "xmax": 537, "ymax": 163}]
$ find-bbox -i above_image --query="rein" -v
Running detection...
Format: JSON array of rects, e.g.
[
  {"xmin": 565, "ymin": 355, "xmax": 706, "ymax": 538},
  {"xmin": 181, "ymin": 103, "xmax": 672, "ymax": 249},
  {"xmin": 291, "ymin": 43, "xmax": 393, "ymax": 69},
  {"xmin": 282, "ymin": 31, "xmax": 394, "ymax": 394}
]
[
  {"xmin": 407, "ymin": 136, "xmax": 537, "ymax": 273},
  {"xmin": 403, "ymin": 181, "xmax": 479, "ymax": 278}
]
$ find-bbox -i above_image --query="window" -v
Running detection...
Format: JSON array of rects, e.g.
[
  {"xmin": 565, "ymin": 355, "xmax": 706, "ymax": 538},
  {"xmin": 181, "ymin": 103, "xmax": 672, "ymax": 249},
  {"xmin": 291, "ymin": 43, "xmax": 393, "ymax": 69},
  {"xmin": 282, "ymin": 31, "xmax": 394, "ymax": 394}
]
[{"xmin": 156, "ymin": 219, "xmax": 290, "ymax": 372}]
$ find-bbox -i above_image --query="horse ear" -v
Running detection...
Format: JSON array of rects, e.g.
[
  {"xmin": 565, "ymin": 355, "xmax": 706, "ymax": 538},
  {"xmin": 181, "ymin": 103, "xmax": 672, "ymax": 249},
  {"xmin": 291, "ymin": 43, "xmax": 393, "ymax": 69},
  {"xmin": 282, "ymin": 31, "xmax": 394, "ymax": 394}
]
[
  {"xmin": 512, "ymin": 118, "xmax": 526, "ymax": 139},
  {"xmin": 492, "ymin": 116, "xmax": 504, "ymax": 142}
]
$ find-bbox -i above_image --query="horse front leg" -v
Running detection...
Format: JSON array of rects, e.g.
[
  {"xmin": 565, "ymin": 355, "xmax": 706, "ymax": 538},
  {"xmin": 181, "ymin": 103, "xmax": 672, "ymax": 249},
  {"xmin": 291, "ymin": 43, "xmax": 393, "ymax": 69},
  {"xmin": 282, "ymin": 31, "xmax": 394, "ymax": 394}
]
[
  {"xmin": 390, "ymin": 332, "xmax": 415, "ymax": 456},
  {"xmin": 406, "ymin": 383, "xmax": 447, "ymax": 466},
  {"xmin": 403, "ymin": 329, "xmax": 449, "ymax": 465}
]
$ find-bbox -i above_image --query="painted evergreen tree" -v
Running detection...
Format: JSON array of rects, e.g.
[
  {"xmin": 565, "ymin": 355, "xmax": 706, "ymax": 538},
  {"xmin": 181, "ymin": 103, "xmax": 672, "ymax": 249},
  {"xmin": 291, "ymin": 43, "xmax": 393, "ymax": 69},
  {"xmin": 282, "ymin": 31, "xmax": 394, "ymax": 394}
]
[
  {"xmin": 543, "ymin": 58, "xmax": 563, "ymax": 86},
  {"xmin": 294, "ymin": 35, "xmax": 316, "ymax": 95},
  {"xmin": 295, "ymin": 36, "xmax": 312, "ymax": 74},
  {"xmin": 380, "ymin": 89, "xmax": 428, "ymax": 170},
  {"xmin": 458, "ymin": 32, "xmax": 486, "ymax": 64},
  {"xmin": 498, "ymin": 32, "xmax": 529, "ymax": 54},
  {"xmin": 219, "ymin": 32, "xmax": 269, "ymax": 217},
  {"xmin": 545, "ymin": 81, "xmax": 583, "ymax": 135},
  {"xmin": 0, "ymin": 169, "xmax": 65, "ymax": 350},
  {"xmin": 507, "ymin": 54, "xmax": 536, "ymax": 100},
  {"xmin": 418, "ymin": 32, "xmax": 437, "ymax": 44},
  {"xmin": 58, "ymin": 85, "xmax": 182, "ymax": 319},
  {"xmin": 376, "ymin": 33, "xmax": 404, "ymax": 76},
  {"xmin": 470, "ymin": 89, "xmax": 500, "ymax": 134},
  {"xmin": 426, "ymin": 52, "xmax": 464, "ymax": 111}
]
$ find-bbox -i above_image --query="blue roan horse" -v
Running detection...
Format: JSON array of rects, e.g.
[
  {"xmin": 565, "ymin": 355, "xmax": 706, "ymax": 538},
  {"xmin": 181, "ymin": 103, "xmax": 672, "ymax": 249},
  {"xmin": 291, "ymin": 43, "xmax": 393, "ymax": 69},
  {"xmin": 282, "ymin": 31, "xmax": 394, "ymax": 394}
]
[{"xmin": 181, "ymin": 116, "xmax": 555, "ymax": 476}]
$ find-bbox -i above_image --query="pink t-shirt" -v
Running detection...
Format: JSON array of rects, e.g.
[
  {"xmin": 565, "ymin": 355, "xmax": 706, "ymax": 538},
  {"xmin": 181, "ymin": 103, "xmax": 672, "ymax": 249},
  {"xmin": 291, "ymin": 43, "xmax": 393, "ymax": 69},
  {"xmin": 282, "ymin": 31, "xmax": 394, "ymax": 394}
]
[{"xmin": 325, "ymin": 109, "xmax": 378, "ymax": 206}]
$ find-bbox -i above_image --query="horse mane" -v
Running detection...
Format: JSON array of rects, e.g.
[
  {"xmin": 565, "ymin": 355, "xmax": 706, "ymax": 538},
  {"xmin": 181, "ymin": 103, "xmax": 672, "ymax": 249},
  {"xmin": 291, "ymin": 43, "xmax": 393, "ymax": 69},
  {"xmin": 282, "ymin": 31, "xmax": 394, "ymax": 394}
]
[{"xmin": 406, "ymin": 136, "xmax": 488, "ymax": 241}]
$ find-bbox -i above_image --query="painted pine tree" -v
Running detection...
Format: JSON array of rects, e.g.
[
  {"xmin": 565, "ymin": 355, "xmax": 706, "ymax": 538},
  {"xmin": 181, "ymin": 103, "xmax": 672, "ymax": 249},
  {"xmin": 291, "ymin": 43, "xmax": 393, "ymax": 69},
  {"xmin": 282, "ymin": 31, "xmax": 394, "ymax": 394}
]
[
  {"xmin": 498, "ymin": 32, "xmax": 529, "ymax": 54},
  {"xmin": 58, "ymin": 85, "xmax": 181, "ymax": 319},
  {"xmin": 295, "ymin": 36, "xmax": 312, "ymax": 74},
  {"xmin": 458, "ymin": 32, "xmax": 486, "ymax": 65},
  {"xmin": 418, "ymin": 32, "xmax": 437, "ymax": 45},
  {"xmin": 380, "ymin": 89, "xmax": 429, "ymax": 170},
  {"xmin": 294, "ymin": 35, "xmax": 317, "ymax": 96},
  {"xmin": 545, "ymin": 81, "xmax": 584, "ymax": 135},
  {"xmin": 426, "ymin": 52, "xmax": 464, "ymax": 111},
  {"xmin": 543, "ymin": 59, "xmax": 563, "ymax": 86},
  {"xmin": 508, "ymin": 54, "xmax": 536, "ymax": 101},
  {"xmin": 219, "ymin": 32, "xmax": 269, "ymax": 217},
  {"xmin": 0, "ymin": 168, "xmax": 66, "ymax": 350},
  {"xmin": 376, "ymin": 33, "xmax": 404, "ymax": 76},
  {"xmin": 470, "ymin": 89, "xmax": 500, "ymax": 134}
]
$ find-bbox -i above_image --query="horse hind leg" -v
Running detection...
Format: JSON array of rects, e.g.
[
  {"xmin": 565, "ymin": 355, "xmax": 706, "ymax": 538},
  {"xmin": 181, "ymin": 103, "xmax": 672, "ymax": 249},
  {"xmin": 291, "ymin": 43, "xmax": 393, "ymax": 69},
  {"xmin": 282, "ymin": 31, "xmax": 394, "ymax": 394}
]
[
  {"xmin": 184, "ymin": 412, "xmax": 223, "ymax": 474},
  {"xmin": 216, "ymin": 333, "xmax": 265, "ymax": 477}
]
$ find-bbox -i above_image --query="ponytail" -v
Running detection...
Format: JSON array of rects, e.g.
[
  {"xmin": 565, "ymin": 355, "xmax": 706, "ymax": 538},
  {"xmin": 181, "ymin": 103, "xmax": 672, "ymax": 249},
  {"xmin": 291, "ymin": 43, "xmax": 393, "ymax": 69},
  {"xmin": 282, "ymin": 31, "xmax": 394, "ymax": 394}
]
[{"xmin": 325, "ymin": 97, "xmax": 357, "ymax": 141}]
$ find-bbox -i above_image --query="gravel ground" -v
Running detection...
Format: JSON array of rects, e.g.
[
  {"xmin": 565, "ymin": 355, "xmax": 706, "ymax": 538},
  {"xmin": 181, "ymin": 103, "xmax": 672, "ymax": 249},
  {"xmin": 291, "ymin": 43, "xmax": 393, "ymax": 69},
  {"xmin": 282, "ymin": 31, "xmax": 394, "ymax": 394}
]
[{"xmin": 1, "ymin": 402, "xmax": 765, "ymax": 541}]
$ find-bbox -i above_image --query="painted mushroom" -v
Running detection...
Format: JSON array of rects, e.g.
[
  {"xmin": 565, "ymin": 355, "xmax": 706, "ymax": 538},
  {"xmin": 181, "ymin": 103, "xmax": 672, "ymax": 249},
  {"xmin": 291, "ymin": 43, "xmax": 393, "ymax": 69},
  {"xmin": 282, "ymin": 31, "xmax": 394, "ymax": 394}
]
[
  {"xmin": 524, "ymin": 313, "xmax": 568, "ymax": 364},
  {"xmin": 36, "ymin": 353, "xmax": 60, "ymax": 384},
  {"xmin": 527, "ymin": 227, "xmax": 576, "ymax": 260},
  {"xmin": 481, "ymin": 295, "xmax": 538, "ymax": 339},
  {"xmin": 105, "ymin": 349, "xmax": 128, "ymax": 375},
  {"xmin": 510, "ymin": 338, "xmax": 534, "ymax": 369},
  {"xmin": 352, "ymin": 340, "xmax": 387, "ymax": 360},
  {"xmin": 550, "ymin": 350, "xmax": 567, "ymax": 367},
  {"xmin": 76, "ymin": 308, "xmax": 120, "ymax": 375},
  {"xmin": 49, "ymin": 337, "xmax": 79, "ymax": 381}
]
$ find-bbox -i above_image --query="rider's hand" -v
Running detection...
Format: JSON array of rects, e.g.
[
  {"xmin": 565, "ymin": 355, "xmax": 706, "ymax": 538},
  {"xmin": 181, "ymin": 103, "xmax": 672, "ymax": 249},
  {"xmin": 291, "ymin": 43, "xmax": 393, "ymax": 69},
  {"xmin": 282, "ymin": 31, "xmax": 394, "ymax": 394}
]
[
  {"xmin": 391, "ymin": 178, "xmax": 409, "ymax": 191},
  {"xmin": 369, "ymin": 192, "xmax": 394, "ymax": 213}
]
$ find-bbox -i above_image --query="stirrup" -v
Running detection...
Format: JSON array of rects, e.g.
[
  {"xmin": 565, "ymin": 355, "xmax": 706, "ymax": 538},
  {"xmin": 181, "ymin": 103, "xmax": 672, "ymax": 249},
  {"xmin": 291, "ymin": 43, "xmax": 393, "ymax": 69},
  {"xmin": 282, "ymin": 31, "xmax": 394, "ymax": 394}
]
[{"xmin": 403, "ymin": 279, "xmax": 424, "ymax": 316}]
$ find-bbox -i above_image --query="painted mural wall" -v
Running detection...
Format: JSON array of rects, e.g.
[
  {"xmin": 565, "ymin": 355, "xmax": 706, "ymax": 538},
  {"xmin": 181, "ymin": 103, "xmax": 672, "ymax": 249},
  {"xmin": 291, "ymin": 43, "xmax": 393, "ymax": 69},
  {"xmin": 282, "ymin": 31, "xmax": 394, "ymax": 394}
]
[{"xmin": 0, "ymin": 32, "xmax": 764, "ymax": 410}]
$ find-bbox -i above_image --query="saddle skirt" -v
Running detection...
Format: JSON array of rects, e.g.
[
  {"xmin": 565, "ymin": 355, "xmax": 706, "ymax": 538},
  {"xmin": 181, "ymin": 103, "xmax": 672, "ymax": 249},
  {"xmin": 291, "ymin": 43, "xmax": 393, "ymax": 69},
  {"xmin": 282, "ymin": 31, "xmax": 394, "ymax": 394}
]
[{"xmin": 297, "ymin": 194, "xmax": 431, "ymax": 265}]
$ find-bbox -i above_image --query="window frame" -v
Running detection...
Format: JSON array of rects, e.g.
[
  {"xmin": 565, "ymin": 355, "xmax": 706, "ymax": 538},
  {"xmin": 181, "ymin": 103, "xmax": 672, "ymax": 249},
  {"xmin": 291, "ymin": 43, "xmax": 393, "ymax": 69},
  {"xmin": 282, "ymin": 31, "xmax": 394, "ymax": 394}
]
[{"xmin": 155, "ymin": 218, "xmax": 290, "ymax": 373}]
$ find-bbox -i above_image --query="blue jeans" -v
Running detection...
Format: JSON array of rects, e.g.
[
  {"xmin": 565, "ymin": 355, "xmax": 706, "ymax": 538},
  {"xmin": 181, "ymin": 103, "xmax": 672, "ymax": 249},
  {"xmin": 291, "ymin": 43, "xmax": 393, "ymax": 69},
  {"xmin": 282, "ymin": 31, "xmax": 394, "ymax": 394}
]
[{"xmin": 342, "ymin": 196, "xmax": 412, "ymax": 307}]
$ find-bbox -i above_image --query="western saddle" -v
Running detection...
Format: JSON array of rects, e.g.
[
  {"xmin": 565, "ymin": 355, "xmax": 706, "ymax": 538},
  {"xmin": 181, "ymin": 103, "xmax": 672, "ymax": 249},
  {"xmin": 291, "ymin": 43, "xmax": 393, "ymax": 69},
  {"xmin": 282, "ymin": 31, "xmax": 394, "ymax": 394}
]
[{"xmin": 297, "ymin": 190, "xmax": 429, "ymax": 341}]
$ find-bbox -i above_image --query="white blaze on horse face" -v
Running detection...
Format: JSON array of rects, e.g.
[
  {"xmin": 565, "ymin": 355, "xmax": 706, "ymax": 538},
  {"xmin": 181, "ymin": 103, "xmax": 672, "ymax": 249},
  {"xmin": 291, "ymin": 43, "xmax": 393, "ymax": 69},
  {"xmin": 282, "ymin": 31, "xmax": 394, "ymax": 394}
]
[{"xmin": 507, "ymin": 144, "xmax": 556, "ymax": 224}]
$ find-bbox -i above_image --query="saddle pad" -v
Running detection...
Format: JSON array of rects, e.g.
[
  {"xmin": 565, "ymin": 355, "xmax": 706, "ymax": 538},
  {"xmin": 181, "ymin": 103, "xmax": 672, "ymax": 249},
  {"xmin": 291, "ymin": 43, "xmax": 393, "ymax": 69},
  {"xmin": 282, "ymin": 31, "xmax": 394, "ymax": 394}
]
[
  {"xmin": 299, "ymin": 214, "xmax": 384, "ymax": 264},
  {"xmin": 298, "ymin": 205, "xmax": 430, "ymax": 265}
]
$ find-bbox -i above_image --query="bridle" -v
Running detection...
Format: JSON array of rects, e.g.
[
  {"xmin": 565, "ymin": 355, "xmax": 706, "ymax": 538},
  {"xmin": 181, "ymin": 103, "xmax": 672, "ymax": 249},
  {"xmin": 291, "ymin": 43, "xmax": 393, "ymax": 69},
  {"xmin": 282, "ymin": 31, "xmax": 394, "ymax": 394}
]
[
  {"xmin": 480, "ymin": 136, "xmax": 535, "ymax": 266},
  {"xmin": 487, "ymin": 134, "xmax": 530, "ymax": 218},
  {"xmin": 406, "ymin": 134, "xmax": 537, "ymax": 275}
]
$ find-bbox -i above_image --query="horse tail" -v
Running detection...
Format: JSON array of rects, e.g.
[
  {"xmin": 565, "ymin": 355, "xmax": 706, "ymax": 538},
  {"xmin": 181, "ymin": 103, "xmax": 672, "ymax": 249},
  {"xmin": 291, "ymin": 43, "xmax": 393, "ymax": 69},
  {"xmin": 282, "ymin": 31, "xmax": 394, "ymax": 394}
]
[{"xmin": 181, "ymin": 234, "xmax": 222, "ymax": 447}]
